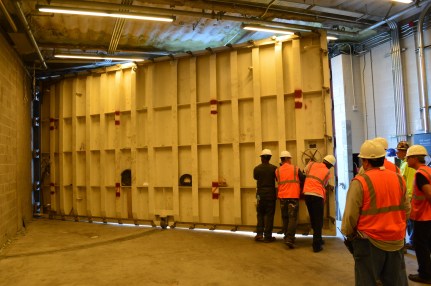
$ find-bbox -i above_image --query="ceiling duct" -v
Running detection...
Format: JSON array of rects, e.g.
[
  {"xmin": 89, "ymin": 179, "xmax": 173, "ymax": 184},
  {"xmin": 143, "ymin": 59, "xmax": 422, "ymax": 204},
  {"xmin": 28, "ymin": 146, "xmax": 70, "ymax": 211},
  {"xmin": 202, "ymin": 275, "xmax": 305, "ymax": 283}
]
[
  {"xmin": 0, "ymin": 0, "xmax": 18, "ymax": 32},
  {"xmin": 14, "ymin": 1, "xmax": 47, "ymax": 70},
  {"xmin": 360, "ymin": 0, "xmax": 431, "ymax": 34},
  {"xmin": 49, "ymin": 0, "xmax": 357, "ymax": 37}
]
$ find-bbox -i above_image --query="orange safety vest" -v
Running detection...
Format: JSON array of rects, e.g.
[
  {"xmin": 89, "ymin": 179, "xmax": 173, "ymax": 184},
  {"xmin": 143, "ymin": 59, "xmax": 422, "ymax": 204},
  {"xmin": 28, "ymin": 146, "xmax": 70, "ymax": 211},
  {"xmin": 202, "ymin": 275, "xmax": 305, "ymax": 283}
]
[
  {"xmin": 410, "ymin": 166, "xmax": 431, "ymax": 221},
  {"xmin": 303, "ymin": 162, "xmax": 331, "ymax": 200},
  {"xmin": 276, "ymin": 163, "xmax": 300, "ymax": 199},
  {"xmin": 384, "ymin": 159, "xmax": 401, "ymax": 174},
  {"xmin": 355, "ymin": 168, "xmax": 407, "ymax": 241}
]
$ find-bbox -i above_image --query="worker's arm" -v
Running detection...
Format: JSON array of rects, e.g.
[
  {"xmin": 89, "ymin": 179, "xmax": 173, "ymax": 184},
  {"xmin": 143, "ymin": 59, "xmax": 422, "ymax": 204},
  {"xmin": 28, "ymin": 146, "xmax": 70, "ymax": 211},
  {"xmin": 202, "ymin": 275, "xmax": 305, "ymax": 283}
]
[
  {"xmin": 401, "ymin": 177, "xmax": 411, "ymax": 219},
  {"xmin": 422, "ymin": 184, "xmax": 431, "ymax": 203},
  {"xmin": 341, "ymin": 180, "xmax": 363, "ymax": 237},
  {"xmin": 253, "ymin": 167, "xmax": 258, "ymax": 181},
  {"xmin": 298, "ymin": 168, "xmax": 305, "ymax": 187},
  {"xmin": 416, "ymin": 172, "xmax": 431, "ymax": 203}
]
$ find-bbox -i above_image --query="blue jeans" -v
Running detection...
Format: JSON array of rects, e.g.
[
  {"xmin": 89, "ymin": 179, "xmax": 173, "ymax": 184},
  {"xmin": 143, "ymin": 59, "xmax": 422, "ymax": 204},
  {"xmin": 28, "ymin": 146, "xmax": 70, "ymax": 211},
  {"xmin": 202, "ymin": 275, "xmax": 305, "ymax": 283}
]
[
  {"xmin": 352, "ymin": 239, "xmax": 408, "ymax": 286},
  {"xmin": 279, "ymin": 198, "xmax": 299, "ymax": 242}
]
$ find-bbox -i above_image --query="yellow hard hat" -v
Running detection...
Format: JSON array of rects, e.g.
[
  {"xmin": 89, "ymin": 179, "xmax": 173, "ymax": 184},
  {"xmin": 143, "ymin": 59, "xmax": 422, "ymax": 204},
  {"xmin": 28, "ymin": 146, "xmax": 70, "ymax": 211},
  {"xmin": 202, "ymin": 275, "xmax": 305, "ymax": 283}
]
[
  {"xmin": 358, "ymin": 140, "xmax": 386, "ymax": 159},
  {"xmin": 406, "ymin": 145, "xmax": 428, "ymax": 157},
  {"xmin": 373, "ymin": 137, "xmax": 388, "ymax": 150}
]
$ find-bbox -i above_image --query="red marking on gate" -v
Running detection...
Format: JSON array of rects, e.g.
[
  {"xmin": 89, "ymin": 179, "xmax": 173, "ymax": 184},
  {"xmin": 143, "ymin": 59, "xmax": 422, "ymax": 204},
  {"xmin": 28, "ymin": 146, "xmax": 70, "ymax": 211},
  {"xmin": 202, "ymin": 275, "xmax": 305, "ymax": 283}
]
[
  {"xmin": 210, "ymin": 99, "xmax": 218, "ymax": 114},
  {"xmin": 212, "ymin": 181, "xmax": 219, "ymax": 199},
  {"xmin": 50, "ymin": 118, "xmax": 55, "ymax": 130},
  {"xmin": 294, "ymin": 89, "xmax": 303, "ymax": 109},
  {"xmin": 116, "ymin": 182, "xmax": 121, "ymax": 197},
  {"xmin": 115, "ymin": 111, "xmax": 120, "ymax": 125}
]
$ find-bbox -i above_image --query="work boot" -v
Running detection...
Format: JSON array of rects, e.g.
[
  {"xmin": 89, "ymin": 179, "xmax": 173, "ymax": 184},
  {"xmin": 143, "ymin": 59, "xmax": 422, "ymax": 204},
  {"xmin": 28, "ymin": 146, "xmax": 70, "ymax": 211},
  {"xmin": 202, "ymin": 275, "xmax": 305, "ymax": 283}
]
[
  {"xmin": 408, "ymin": 274, "xmax": 431, "ymax": 284},
  {"xmin": 313, "ymin": 241, "xmax": 323, "ymax": 252},
  {"xmin": 264, "ymin": 236, "xmax": 276, "ymax": 243},
  {"xmin": 286, "ymin": 240, "xmax": 295, "ymax": 249},
  {"xmin": 404, "ymin": 243, "xmax": 414, "ymax": 250},
  {"xmin": 283, "ymin": 237, "xmax": 295, "ymax": 249}
]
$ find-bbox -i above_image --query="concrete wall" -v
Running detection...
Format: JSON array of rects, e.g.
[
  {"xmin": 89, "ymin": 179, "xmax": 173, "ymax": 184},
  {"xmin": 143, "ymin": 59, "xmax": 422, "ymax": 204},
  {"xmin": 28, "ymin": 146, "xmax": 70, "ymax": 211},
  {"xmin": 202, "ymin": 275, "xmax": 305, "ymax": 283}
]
[{"xmin": 0, "ymin": 32, "xmax": 32, "ymax": 247}]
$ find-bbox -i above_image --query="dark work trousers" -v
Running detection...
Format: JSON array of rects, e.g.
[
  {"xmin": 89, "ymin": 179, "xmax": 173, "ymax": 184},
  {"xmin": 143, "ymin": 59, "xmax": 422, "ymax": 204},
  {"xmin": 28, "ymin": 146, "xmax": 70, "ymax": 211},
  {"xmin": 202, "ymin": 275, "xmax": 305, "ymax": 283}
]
[
  {"xmin": 352, "ymin": 239, "xmax": 408, "ymax": 286},
  {"xmin": 413, "ymin": 220, "xmax": 431, "ymax": 279},
  {"xmin": 305, "ymin": 195, "xmax": 324, "ymax": 249},
  {"xmin": 280, "ymin": 198, "xmax": 299, "ymax": 242},
  {"xmin": 256, "ymin": 198, "xmax": 276, "ymax": 238}
]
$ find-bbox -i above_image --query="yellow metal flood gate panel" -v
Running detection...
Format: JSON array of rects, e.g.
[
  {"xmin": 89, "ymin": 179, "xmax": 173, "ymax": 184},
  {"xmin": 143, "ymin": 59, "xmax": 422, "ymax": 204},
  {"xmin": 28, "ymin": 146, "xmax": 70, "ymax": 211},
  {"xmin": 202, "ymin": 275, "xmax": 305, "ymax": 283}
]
[{"xmin": 41, "ymin": 33, "xmax": 335, "ymax": 234}]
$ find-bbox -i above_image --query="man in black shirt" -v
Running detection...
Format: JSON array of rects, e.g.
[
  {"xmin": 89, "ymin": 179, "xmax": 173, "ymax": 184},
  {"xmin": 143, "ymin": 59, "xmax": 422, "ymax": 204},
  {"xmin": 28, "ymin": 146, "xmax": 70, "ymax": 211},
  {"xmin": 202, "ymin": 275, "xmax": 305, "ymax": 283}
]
[
  {"xmin": 253, "ymin": 149, "xmax": 278, "ymax": 242},
  {"xmin": 406, "ymin": 145, "xmax": 431, "ymax": 284}
]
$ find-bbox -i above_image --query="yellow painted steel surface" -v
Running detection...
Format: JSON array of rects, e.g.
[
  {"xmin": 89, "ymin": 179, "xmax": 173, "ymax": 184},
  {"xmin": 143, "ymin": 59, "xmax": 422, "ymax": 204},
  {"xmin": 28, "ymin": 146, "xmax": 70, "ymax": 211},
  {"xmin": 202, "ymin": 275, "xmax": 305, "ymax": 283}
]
[{"xmin": 41, "ymin": 33, "xmax": 335, "ymax": 234}]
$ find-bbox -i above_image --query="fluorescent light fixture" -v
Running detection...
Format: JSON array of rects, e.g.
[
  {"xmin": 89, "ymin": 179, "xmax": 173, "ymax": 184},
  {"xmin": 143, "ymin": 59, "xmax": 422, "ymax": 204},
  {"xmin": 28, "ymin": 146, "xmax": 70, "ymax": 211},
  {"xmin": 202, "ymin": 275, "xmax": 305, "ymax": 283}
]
[
  {"xmin": 37, "ymin": 5, "xmax": 175, "ymax": 22},
  {"xmin": 54, "ymin": 54, "xmax": 145, "ymax": 62},
  {"xmin": 327, "ymin": 36, "xmax": 338, "ymax": 41},
  {"xmin": 391, "ymin": 0, "xmax": 413, "ymax": 3},
  {"xmin": 242, "ymin": 24, "xmax": 294, "ymax": 35}
]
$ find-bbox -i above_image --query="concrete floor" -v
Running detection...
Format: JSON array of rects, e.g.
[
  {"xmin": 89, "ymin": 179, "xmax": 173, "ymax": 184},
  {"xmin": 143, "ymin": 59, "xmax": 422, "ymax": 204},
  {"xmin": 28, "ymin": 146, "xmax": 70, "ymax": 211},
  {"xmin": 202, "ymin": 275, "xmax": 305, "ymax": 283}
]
[{"xmin": 0, "ymin": 218, "xmax": 424, "ymax": 286}]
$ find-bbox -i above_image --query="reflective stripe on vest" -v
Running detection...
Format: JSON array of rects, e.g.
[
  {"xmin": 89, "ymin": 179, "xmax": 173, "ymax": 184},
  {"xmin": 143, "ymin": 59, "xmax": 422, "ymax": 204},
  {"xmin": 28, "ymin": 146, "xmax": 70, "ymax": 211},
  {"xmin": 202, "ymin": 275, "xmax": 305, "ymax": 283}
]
[
  {"xmin": 277, "ymin": 166, "xmax": 298, "ymax": 185},
  {"xmin": 277, "ymin": 164, "xmax": 301, "ymax": 198},
  {"xmin": 411, "ymin": 166, "xmax": 431, "ymax": 221},
  {"xmin": 358, "ymin": 173, "xmax": 405, "ymax": 215},
  {"xmin": 305, "ymin": 162, "xmax": 330, "ymax": 186},
  {"xmin": 414, "ymin": 167, "xmax": 431, "ymax": 201},
  {"xmin": 355, "ymin": 169, "xmax": 407, "ymax": 241}
]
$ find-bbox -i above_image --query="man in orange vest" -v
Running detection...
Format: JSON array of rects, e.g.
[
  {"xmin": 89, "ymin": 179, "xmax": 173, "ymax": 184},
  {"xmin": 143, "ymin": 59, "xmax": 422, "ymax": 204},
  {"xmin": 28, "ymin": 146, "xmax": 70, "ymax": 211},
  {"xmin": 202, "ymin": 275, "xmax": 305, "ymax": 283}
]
[
  {"xmin": 374, "ymin": 137, "xmax": 401, "ymax": 174},
  {"xmin": 303, "ymin": 154, "xmax": 336, "ymax": 252},
  {"xmin": 342, "ymin": 140, "xmax": 410, "ymax": 286},
  {"xmin": 406, "ymin": 145, "xmax": 431, "ymax": 284},
  {"xmin": 253, "ymin": 149, "xmax": 278, "ymax": 242},
  {"xmin": 276, "ymin": 150, "xmax": 305, "ymax": 248}
]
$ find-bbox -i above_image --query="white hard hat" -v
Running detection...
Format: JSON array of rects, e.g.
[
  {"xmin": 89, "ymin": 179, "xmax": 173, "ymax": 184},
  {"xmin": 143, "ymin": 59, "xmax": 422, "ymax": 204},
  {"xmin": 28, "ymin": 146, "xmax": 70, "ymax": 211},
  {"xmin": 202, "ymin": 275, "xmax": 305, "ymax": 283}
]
[
  {"xmin": 280, "ymin": 151, "xmax": 292, "ymax": 158},
  {"xmin": 373, "ymin": 137, "xmax": 389, "ymax": 150},
  {"xmin": 406, "ymin": 145, "xmax": 428, "ymax": 157},
  {"xmin": 358, "ymin": 140, "xmax": 386, "ymax": 159},
  {"xmin": 323, "ymin": 155, "xmax": 336, "ymax": 166},
  {"xmin": 260, "ymin": 149, "xmax": 272, "ymax": 156}
]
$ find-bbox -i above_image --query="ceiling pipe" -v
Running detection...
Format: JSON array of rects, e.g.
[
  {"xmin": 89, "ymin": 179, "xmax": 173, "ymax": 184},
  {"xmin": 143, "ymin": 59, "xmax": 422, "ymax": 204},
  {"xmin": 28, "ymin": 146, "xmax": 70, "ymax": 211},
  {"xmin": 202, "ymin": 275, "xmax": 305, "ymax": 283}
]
[
  {"xmin": 206, "ymin": 0, "xmax": 376, "ymax": 26},
  {"xmin": 417, "ymin": 2, "xmax": 431, "ymax": 133},
  {"xmin": 108, "ymin": 0, "xmax": 134, "ymax": 54},
  {"xmin": 388, "ymin": 21, "xmax": 408, "ymax": 141},
  {"xmin": 50, "ymin": 0, "xmax": 357, "ymax": 37},
  {"xmin": 14, "ymin": 1, "xmax": 48, "ymax": 70},
  {"xmin": 0, "ymin": 0, "xmax": 18, "ymax": 32},
  {"xmin": 360, "ymin": 0, "xmax": 431, "ymax": 34}
]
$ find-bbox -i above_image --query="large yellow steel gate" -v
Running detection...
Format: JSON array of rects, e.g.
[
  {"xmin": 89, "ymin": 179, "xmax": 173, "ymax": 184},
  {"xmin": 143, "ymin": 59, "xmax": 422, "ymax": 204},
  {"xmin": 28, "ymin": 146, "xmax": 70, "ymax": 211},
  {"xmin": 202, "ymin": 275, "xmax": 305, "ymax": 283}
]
[{"xmin": 40, "ymin": 32, "xmax": 336, "ymax": 235}]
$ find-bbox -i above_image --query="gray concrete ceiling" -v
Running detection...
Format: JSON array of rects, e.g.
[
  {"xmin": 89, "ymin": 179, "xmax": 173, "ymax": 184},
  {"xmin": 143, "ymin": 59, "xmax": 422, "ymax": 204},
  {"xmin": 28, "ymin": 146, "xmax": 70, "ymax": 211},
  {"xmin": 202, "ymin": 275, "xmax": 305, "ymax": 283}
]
[{"xmin": 0, "ymin": 0, "xmax": 430, "ymax": 76}]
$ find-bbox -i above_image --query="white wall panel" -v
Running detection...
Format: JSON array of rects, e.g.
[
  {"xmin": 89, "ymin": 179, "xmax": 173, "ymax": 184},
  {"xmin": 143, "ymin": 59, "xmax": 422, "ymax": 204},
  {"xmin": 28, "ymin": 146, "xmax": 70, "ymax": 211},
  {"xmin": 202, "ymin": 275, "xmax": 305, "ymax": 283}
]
[
  {"xmin": 41, "ymin": 34, "xmax": 335, "ymax": 233},
  {"xmin": 401, "ymin": 34, "xmax": 421, "ymax": 134},
  {"xmin": 360, "ymin": 44, "xmax": 396, "ymax": 141}
]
